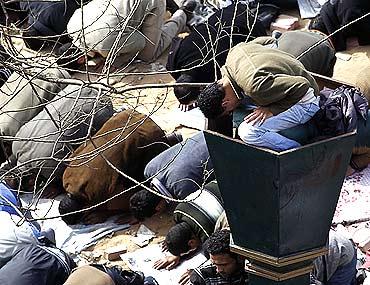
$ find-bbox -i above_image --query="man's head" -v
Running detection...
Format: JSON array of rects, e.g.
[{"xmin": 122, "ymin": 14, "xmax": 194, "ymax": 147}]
[
  {"xmin": 165, "ymin": 222, "xmax": 201, "ymax": 256},
  {"xmin": 55, "ymin": 42, "xmax": 86, "ymax": 70},
  {"xmin": 174, "ymin": 74, "xmax": 199, "ymax": 105},
  {"xmin": 58, "ymin": 194, "xmax": 85, "ymax": 225},
  {"xmin": 129, "ymin": 189, "xmax": 165, "ymax": 220},
  {"xmin": 205, "ymin": 229, "xmax": 244, "ymax": 278},
  {"xmin": 197, "ymin": 78, "xmax": 240, "ymax": 119}
]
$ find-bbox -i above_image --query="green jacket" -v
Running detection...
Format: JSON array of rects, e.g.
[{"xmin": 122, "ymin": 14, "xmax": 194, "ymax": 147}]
[{"xmin": 221, "ymin": 42, "xmax": 319, "ymax": 115}]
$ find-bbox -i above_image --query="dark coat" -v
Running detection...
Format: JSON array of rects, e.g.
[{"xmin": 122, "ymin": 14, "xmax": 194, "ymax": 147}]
[
  {"xmin": 0, "ymin": 244, "xmax": 75, "ymax": 285},
  {"xmin": 313, "ymin": 86, "xmax": 368, "ymax": 136},
  {"xmin": 166, "ymin": 3, "xmax": 266, "ymax": 83},
  {"xmin": 319, "ymin": 0, "xmax": 370, "ymax": 51},
  {"xmin": 20, "ymin": 0, "xmax": 81, "ymax": 37}
]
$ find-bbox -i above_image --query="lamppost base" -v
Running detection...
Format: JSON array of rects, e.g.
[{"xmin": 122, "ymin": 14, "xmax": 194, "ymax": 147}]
[{"xmin": 230, "ymin": 238, "xmax": 327, "ymax": 284}]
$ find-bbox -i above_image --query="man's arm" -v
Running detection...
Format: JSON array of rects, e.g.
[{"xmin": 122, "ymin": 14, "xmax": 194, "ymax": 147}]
[{"xmin": 250, "ymin": 74, "xmax": 311, "ymax": 115}]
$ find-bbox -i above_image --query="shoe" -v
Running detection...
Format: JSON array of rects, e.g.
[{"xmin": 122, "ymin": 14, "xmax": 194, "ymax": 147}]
[
  {"xmin": 165, "ymin": 131, "xmax": 183, "ymax": 146},
  {"xmin": 166, "ymin": 0, "xmax": 179, "ymax": 14},
  {"xmin": 180, "ymin": 0, "xmax": 197, "ymax": 22}
]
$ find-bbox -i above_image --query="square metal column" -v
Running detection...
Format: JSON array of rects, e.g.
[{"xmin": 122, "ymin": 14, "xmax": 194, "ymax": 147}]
[{"xmin": 204, "ymin": 131, "xmax": 356, "ymax": 284}]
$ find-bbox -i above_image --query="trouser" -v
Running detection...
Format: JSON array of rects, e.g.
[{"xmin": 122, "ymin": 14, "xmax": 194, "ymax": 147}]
[
  {"xmin": 0, "ymin": 244, "xmax": 74, "ymax": 285},
  {"xmin": 101, "ymin": 0, "xmax": 186, "ymax": 62},
  {"xmin": 138, "ymin": 7, "xmax": 186, "ymax": 61},
  {"xmin": 238, "ymin": 100, "xmax": 320, "ymax": 152},
  {"xmin": 327, "ymin": 251, "xmax": 357, "ymax": 285},
  {"xmin": 127, "ymin": 0, "xmax": 186, "ymax": 62}
]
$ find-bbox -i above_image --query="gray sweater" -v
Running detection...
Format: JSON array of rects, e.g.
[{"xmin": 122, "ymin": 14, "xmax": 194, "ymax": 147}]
[{"xmin": 13, "ymin": 85, "xmax": 114, "ymax": 180}]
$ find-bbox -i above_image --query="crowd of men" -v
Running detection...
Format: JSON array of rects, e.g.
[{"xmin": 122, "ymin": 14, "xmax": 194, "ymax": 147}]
[{"xmin": 0, "ymin": 0, "xmax": 370, "ymax": 284}]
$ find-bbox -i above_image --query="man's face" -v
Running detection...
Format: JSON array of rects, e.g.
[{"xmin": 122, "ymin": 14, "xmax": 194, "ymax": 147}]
[
  {"xmin": 218, "ymin": 78, "xmax": 240, "ymax": 116},
  {"xmin": 210, "ymin": 253, "xmax": 240, "ymax": 278},
  {"xmin": 221, "ymin": 93, "xmax": 240, "ymax": 116}
]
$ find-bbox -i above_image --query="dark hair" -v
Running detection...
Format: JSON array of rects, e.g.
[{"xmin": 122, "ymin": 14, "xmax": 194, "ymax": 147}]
[
  {"xmin": 129, "ymin": 189, "xmax": 162, "ymax": 220},
  {"xmin": 59, "ymin": 194, "xmax": 85, "ymax": 225},
  {"xmin": 165, "ymin": 222, "xmax": 193, "ymax": 256},
  {"xmin": 205, "ymin": 229, "xmax": 236, "ymax": 258},
  {"xmin": 197, "ymin": 82, "xmax": 225, "ymax": 119},
  {"xmin": 55, "ymin": 42, "xmax": 85, "ymax": 70},
  {"xmin": 174, "ymin": 74, "xmax": 199, "ymax": 105}
]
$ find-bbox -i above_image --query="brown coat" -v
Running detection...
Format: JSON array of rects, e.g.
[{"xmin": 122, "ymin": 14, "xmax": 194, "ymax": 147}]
[{"xmin": 63, "ymin": 109, "xmax": 168, "ymax": 212}]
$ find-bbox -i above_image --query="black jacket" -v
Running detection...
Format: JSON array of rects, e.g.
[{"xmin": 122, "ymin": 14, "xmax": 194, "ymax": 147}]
[{"xmin": 167, "ymin": 3, "xmax": 266, "ymax": 83}]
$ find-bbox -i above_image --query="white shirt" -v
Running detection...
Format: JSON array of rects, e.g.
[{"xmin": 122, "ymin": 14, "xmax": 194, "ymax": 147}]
[{"xmin": 0, "ymin": 212, "xmax": 40, "ymax": 268}]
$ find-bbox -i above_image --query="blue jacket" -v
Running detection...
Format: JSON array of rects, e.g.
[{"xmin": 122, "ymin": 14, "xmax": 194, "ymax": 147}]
[{"xmin": 0, "ymin": 183, "xmax": 19, "ymax": 216}]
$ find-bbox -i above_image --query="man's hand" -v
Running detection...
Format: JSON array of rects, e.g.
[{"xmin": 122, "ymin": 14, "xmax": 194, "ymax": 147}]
[
  {"xmin": 178, "ymin": 269, "xmax": 193, "ymax": 285},
  {"xmin": 153, "ymin": 255, "xmax": 181, "ymax": 270},
  {"xmin": 244, "ymin": 107, "xmax": 273, "ymax": 126},
  {"xmin": 160, "ymin": 241, "xmax": 168, "ymax": 252}
]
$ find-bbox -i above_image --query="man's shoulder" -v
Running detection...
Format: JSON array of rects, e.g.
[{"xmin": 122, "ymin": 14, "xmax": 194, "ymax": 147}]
[{"xmin": 190, "ymin": 264, "xmax": 217, "ymax": 284}]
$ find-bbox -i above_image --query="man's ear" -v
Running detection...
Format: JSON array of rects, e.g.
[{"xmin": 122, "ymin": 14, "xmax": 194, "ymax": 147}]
[{"xmin": 188, "ymin": 238, "xmax": 199, "ymax": 249}]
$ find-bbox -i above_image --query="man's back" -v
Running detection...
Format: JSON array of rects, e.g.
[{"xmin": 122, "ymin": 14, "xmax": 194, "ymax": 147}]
[{"xmin": 223, "ymin": 42, "xmax": 319, "ymax": 115}]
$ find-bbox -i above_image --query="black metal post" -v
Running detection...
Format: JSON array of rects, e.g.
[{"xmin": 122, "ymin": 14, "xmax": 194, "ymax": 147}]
[{"xmin": 204, "ymin": 131, "xmax": 356, "ymax": 284}]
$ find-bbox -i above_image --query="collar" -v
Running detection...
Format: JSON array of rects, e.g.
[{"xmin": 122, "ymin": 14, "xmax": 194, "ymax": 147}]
[{"xmin": 223, "ymin": 66, "xmax": 246, "ymax": 100}]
